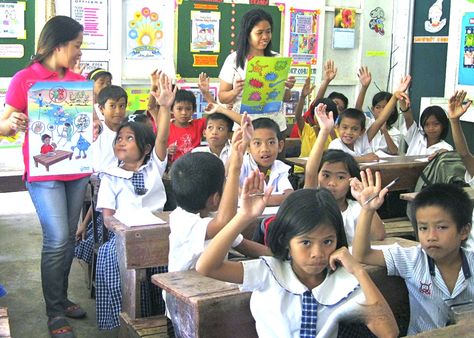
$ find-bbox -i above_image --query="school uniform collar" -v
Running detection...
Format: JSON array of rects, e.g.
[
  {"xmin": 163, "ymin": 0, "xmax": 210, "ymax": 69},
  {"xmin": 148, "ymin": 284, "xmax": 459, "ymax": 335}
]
[
  {"xmin": 31, "ymin": 61, "xmax": 68, "ymax": 80},
  {"xmin": 261, "ymin": 256, "xmax": 359, "ymax": 305},
  {"xmin": 102, "ymin": 159, "xmax": 152, "ymax": 179},
  {"xmin": 427, "ymin": 248, "xmax": 472, "ymax": 279},
  {"xmin": 247, "ymin": 153, "xmax": 290, "ymax": 175}
]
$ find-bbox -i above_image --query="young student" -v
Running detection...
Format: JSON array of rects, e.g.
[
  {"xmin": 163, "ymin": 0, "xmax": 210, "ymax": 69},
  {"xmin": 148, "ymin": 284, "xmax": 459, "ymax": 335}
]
[
  {"xmin": 87, "ymin": 68, "xmax": 112, "ymax": 121},
  {"xmin": 352, "ymin": 170, "xmax": 474, "ymax": 335},
  {"xmin": 168, "ymin": 117, "xmax": 270, "ymax": 273},
  {"xmin": 304, "ymin": 103, "xmax": 385, "ymax": 244},
  {"xmin": 191, "ymin": 112, "xmax": 233, "ymax": 165},
  {"xmin": 240, "ymin": 117, "xmax": 294, "ymax": 206},
  {"xmin": 196, "ymin": 171, "xmax": 399, "ymax": 337},
  {"xmin": 40, "ymin": 134, "xmax": 56, "ymax": 154},
  {"xmin": 94, "ymin": 73, "xmax": 175, "ymax": 329}
]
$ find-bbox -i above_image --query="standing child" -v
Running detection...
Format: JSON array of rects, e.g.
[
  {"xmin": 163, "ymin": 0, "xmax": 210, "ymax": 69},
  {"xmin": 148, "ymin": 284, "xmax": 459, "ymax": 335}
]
[
  {"xmin": 94, "ymin": 73, "xmax": 175, "ymax": 329},
  {"xmin": 352, "ymin": 170, "xmax": 474, "ymax": 335},
  {"xmin": 304, "ymin": 104, "xmax": 385, "ymax": 244},
  {"xmin": 196, "ymin": 171, "xmax": 399, "ymax": 337},
  {"xmin": 240, "ymin": 117, "xmax": 294, "ymax": 206}
]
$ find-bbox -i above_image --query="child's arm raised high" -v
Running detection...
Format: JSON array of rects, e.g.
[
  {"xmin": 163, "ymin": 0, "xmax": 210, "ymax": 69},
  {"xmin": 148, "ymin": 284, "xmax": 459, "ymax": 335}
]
[
  {"xmin": 355, "ymin": 66, "xmax": 371, "ymax": 112},
  {"xmin": 198, "ymin": 72, "xmax": 216, "ymax": 104},
  {"xmin": 295, "ymin": 77, "xmax": 316, "ymax": 134},
  {"xmin": 204, "ymin": 102, "xmax": 242, "ymax": 125},
  {"xmin": 316, "ymin": 60, "xmax": 337, "ymax": 101}
]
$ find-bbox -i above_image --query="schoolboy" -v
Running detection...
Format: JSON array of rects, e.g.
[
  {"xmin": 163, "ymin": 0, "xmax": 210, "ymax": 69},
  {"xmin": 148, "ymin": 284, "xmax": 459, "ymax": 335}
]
[
  {"xmin": 192, "ymin": 112, "xmax": 233, "ymax": 165},
  {"xmin": 241, "ymin": 118, "xmax": 293, "ymax": 206},
  {"xmin": 87, "ymin": 68, "xmax": 112, "ymax": 121},
  {"xmin": 168, "ymin": 120, "xmax": 270, "ymax": 273},
  {"xmin": 352, "ymin": 174, "xmax": 474, "ymax": 335}
]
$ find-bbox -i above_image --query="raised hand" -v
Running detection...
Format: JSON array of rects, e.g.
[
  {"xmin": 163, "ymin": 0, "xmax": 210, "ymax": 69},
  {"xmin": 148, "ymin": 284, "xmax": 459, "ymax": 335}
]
[
  {"xmin": 205, "ymin": 102, "xmax": 221, "ymax": 115},
  {"xmin": 396, "ymin": 75, "xmax": 412, "ymax": 93},
  {"xmin": 323, "ymin": 60, "xmax": 337, "ymax": 82},
  {"xmin": 349, "ymin": 177, "xmax": 363, "ymax": 203},
  {"xmin": 394, "ymin": 91, "xmax": 411, "ymax": 108},
  {"xmin": 301, "ymin": 77, "xmax": 316, "ymax": 98},
  {"xmin": 448, "ymin": 90, "xmax": 472, "ymax": 120},
  {"xmin": 198, "ymin": 72, "xmax": 210, "ymax": 94},
  {"xmin": 154, "ymin": 73, "xmax": 176, "ymax": 108},
  {"xmin": 149, "ymin": 69, "xmax": 162, "ymax": 87},
  {"xmin": 240, "ymin": 169, "xmax": 273, "ymax": 219},
  {"xmin": 240, "ymin": 112, "xmax": 254, "ymax": 146},
  {"xmin": 285, "ymin": 76, "xmax": 297, "ymax": 90},
  {"xmin": 314, "ymin": 103, "xmax": 334, "ymax": 132},
  {"xmin": 71, "ymin": 59, "xmax": 85, "ymax": 75},
  {"xmin": 358, "ymin": 169, "xmax": 387, "ymax": 210},
  {"xmin": 357, "ymin": 66, "xmax": 372, "ymax": 88}
]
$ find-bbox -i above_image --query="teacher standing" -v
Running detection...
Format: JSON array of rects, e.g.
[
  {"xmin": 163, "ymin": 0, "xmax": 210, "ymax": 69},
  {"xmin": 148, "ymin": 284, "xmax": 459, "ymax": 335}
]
[
  {"xmin": 0, "ymin": 16, "xmax": 89, "ymax": 338},
  {"xmin": 218, "ymin": 8, "xmax": 295, "ymax": 132}
]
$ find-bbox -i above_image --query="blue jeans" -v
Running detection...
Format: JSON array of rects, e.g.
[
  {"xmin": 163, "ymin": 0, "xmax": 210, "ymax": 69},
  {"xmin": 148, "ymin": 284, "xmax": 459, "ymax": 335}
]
[{"xmin": 26, "ymin": 177, "xmax": 89, "ymax": 318}]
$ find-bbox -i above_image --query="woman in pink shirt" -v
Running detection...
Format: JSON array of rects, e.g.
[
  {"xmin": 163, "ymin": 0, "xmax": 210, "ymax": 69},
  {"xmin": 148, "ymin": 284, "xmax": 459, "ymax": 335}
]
[{"xmin": 0, "ymin": 16, "xmax": 89, "ymax": 338}]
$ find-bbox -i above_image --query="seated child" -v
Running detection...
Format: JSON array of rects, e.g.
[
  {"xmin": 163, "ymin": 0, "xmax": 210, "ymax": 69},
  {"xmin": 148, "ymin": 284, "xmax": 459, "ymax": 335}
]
[
  {"xmin": 196, "ymin": 170, "xmax": 399, "ymax": 337},
  {"xmin": 87, "ymin": 68, "xmax": 112, "ymax": 121},
  {"xmin": 352, "ymin": 170, "xmax": 474, "ymax": 335},
  {"xmin": 240, "ymin": 118, "xmax": 294, "ymax": 206},
  {"xmin": 191, "ymin": 112, "xmax": 233, "ymax": 165}
]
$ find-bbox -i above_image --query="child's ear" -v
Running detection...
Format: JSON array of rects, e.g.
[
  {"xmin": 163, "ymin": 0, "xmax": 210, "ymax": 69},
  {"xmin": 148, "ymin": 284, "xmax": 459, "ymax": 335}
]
[
  {"xmin": 144, "ymin": 144, "xmax": 152, "ymax": 155},
  {"xmin": 278, "ymin": 139, "xmax": 284, "ymax": 153},
  {"xmin": 206, "ymin": 191, "xmax": 221, "ymax": 209},
  {"xmin": 460, "ymin": 223, "xmax": 472, "ymax": 241}
]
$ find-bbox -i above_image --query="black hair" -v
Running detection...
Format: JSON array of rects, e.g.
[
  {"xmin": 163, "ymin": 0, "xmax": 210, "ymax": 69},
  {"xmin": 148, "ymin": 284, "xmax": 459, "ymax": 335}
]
[
  {"xmin": 172, "ymin": 90, "xmax": 197, "ymax": 112},
  {"xmin": 31, "ymin": 16, "xmax": 83, "ymax": 65},
  {"xmin": 98, "ymin": 85, "xmax": 128, "ymax": 107},
  {"xmin": 337, "ymin": 108, "xmax": 366, "ymax": 130},
  {"xmin": 328, "ymin": 92, "xmax": 349, "ymax": 111},
  {"xmin": 206, "ymin": 113, "xmax": 233, "ymax": 132},
  {"xmin": 252, "ymin": 117, "xmax": 282, "ymax": 141},
  {"xmin": 114, "ymin": 114, "xmax": 155, "ymax": 164},
  {"xmin": 413, "ymin": 183, "xmax": 473, "ymax": 234},
  {"xmin": 170, "ymin": 152, "xmax": 225, "ymax": 213},
  {"xmin": 267, "ymin": 188, "xmax": 348, "ymax": 260},
  {"xmin": 420, "ymin": 105, "xmax": 449, "ymax": 140},
  {"xmin": 313, "ymin": 98, "xmax": 339, "ymax": 122},
  {"xmin": 87, "ymin": 68, "xmax": 112, "ymax": 81},
  {"xmin": 41, "ymin": 134, "xmax": 51, "ymax": 142},
  {"xmin": 372, "ymin": 91, "xmax": 398, "ymax": 129},
  {"xmin": 319, "ymin": 149, "xmax": 361, "ymax": 199},
  {"xmin": 236, "ymin": 8, "xmax": 274, "ymax": 69}
]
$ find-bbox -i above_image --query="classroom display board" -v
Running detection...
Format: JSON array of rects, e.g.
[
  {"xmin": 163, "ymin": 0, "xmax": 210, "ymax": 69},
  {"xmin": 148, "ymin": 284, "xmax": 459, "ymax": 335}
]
[
  {"xmin": 176, "ymin": 1, "xmax": 283, "ymax": 79},
  {"xmin": 0, "ymin": 0, "xmax": 35, "ymax": 77}
]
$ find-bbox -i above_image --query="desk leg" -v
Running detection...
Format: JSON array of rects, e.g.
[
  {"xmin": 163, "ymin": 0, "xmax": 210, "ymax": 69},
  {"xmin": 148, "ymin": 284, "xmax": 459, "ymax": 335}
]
[{"xmin": 45, "ymin": 164, "xmax": 50, "ymax": 172}]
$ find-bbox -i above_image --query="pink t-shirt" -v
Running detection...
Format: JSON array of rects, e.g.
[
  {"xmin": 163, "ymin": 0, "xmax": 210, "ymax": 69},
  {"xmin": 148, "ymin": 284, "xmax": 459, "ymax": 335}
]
[
  {"xmin": 167, "ymin": 118, "xmax": 206, "ymax": 162},
  {"xmin": 5, "ymin": 61, "xmax": 89, "ymax": 182}
]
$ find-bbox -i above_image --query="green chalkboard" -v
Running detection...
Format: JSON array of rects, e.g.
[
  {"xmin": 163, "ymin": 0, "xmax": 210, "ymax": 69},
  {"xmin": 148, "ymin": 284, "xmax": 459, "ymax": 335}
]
[
  {"xmin": 176, "ymin": 1, "xmax": 282, "ymax": 79},
  {"xmin": 0, "ymin": 0, "xmax": 35, "ymax": 77}
]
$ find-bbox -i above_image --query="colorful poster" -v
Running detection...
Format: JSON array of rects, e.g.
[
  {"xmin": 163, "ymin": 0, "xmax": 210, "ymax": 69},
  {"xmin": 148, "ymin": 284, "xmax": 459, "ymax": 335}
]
[
  {"xmin": 126, "ymin": 2, "xmax": 167, "ymax": 59},
  {"xmin": 125, "ymin": 86, "xmax": 150, "ymax": 112},
  {"xmin": 190, "ymin": 11, "xmax": 220, "ymax": 53},
  {"xmin": 0, "ymin": 1, "xmax": 25, "ymax": 39},
  {"xmin": 241, "ymin": 56, "xmax": 292, "ymax": 115},
  {"xmin": 179, "ymin": 86, "xmax": 217, "ymax": 118},
  {"xmin": 458, "ymin": 12, "xmax": 474, "ymax": 86},
  {"xmin": 333, "ymin": 8, "xmax": 356, "ymax": 49},
  {"xmin": 27, "ymin": 82, "xmax": 94, "ymax": 177},
  {"xmin": 71, "ymin": 0, "xmax": 108, "ymax": 49},
  {"xmin": 288, "ymin": 8, "xmax": 319, "ymax": 65},
  {"xmin": 80, "ymin": 61, "xmax": 110, "ymax": 79}
]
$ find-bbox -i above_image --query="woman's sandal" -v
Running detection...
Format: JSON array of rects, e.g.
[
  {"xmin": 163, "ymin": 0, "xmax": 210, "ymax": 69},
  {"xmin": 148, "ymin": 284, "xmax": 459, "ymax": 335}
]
[
  {"xmin": 64, "ymin": 303, "xmax": 86, "ymax": 319},
  {"xmin": 48, "ymin": 317, "xmax": 75, "ymax": 338}
]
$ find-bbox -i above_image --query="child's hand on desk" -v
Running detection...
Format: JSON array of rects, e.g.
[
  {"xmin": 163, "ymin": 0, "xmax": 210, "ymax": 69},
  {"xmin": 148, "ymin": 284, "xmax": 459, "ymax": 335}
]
[
  {"xmin": 360, "ymin": 153, "xmax": 379, "ymax": 162},
  {"xmin": 358, "ymin": 169, "xmax": 388, "ymax": 211},
  {"xmin": 239, "ymin": 169, "xmax": 273, "ymax": 220},
  {"xmin": 448, "ymin": 90, "xmax": 472, "ymax": 120}
]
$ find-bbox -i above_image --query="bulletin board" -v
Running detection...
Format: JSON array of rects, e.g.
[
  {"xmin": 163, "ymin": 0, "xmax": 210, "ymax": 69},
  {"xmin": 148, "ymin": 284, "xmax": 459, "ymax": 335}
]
[
  {"xmin": 0, "ymin": 0, "xmax": 35, "ymax": 77},
  {"xmin": 176, "ymin": 1, "xmax": 283, "ymax": 79}
]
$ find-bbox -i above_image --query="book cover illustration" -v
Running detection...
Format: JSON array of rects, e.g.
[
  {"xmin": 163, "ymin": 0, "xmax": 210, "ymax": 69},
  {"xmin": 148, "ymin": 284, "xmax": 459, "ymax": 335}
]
[{"xmin": 28, "ymin": 81, "xmax": 94, "ymax": 177}]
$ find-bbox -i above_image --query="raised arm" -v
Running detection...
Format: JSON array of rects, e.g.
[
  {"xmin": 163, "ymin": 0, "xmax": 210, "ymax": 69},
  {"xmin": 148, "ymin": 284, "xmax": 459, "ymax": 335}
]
[
  {"xmin": 304, "ymin": 104, "xmax": 334, "ymax": 188},
  {"xmin": 153, "ymin": 73, "xmax": 176, "ymax": 161},
  {"xmin": 448, "ymin": 90, "xmax": 474, "ymax": 176},
  {"xmin": 295, "ymin": 77, "xmax": 316, "ymax": 133},
  {"xmin": 198, "ymin": 72, "xmax": 215, "ymax": 104},
  {"xmin": 316, "ymin": 60, "xmax": 337, "ymax": 101},
  {"xmin": 355, "ymin": 66, "xmax": 372, "ymax": 111},
  {"xmin": 205, "ymin": 102, "xmax": 242, "ymax": 125},
  {"xmin": 396, "ymin": 75, "xmax": 414, "ymax": 129},
  {"xmin": 147, "ymin": 69, "xmax": 160, "ymax": 115},
  {"xmin": 283, "ymin": 76, "xmax": 296, "ymax": 102}
]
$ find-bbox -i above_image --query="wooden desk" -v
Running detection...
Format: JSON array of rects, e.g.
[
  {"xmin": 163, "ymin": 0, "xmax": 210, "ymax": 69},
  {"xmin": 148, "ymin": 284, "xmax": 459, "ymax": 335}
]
[
  {"xmin": 32, "ymin": 150, "xmax": 73, "ymax": 171},
  {"xmin": 400, "ymin": 187, "xmax": 474, "ymax": 202}
]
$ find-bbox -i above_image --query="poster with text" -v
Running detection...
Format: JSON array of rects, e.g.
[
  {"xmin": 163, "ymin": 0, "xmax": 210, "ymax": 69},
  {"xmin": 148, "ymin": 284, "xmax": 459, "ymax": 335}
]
[
  {"xmin": 458, "ymin": 12, "xmax": 474, "ymax": 86},
  {"xmin": 288, "ymin": 8, "xmax": 319, "ymax": 65},
  {"xmin": 333, "ymin": 8, "xmax": 356, "ymax": 49},
  {"xmin": 71, "ymin": 0, "xmax": 108, "ymax": 50},
  {"xmin": 81, "ymin": 61, "xmax": 109, "ymax": 79},
  {"xmin": 27, "ymin": 82, "xmax": 94, "ymax": 177},
  {"xmin": 0, "ymin": 1, "xmax": 25, "ymax": 39},
  {"xmin": 241, "ymin": 56, "xmax": 292, "ymax": 115},
  {"xmin": 190, "ymin": 11, "xmax": 220, "ymax": 53}
]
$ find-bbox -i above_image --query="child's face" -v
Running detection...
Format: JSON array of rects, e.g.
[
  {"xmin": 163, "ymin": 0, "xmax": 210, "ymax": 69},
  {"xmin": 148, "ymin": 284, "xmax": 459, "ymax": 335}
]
[
  {"xmin": 43, "ymin": 137, "xmax": 51, "ymax": 145},
  {"xmin": 422, "ymin": 115, "xmax": 443, "ymax": 143},
  {"xmin": 332, "ymin": 98, "xmax": 346, "ymax": 115},
  {"xmin": 204, "ymin": 119, "xmax": 229, "ymax": 149},
  {"xmin": 173, "ymin": 101, "xmax": 194, "ymax": 126},
  {"xmin": 248, "ymin": 128, "xmax": 283, "ymax": 171},
  {"xmin": 336, "ymin": 117, "xmax": 364, "ymax": 148},
  {"xmin": 416, "ymin": 205, "xmax": 469, "ymax": 263},
  {"xmin": 114, "ymin": 126, "xmax": 146, "ymax": 164},
  {"xmin": 372, "ymin": 99, "xmax": 388, "ymax": 119},
  {"xmin": 318, "ymin": 161, "xmax": 351, "ymax": 203},
  {"xmin": 289, "ymin": 223, "xmax": 337, "ymax": 288},
  {"xmin": 101, "ymin": 97, "xmax": 127, "ymax": 128},
  {"xmin": 94, "ymin": 75, "xmax": 112, "ymax": 96}
]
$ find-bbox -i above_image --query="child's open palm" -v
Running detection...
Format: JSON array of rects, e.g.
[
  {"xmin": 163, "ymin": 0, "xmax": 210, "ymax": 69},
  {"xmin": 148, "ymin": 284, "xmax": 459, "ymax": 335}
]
[
  {"xmin": 301, "ymin": 77, "xmax": 316, "ymax": 98},
  {"xmin": 448, "ymin": 90, "xmax": 471, "ymax": 120},
  {"xmin": 357, "ymin": 66, "xmax": 372, "ymax": 88},
  {"xmin": 240, "ymin": 170, "xmax": 272, "ymax": 220},
  {"xmin": 198, "ymin": 72, "xmax": 212, "ymax": 97},
  {"xmin": 396, "ymin": 75, "xmax": 412, "ymax": 93},
  {"xmin": 358, "ymin": 169, "xmax": 387, "ymax": 210},
  {"xmin": 314, "ymin": 103, "xmax": 334, "ymax": 132},
  {"xmin": 155, "ymin": 73, "xmax": 176, "ymax": 108},
  {"xmin": 323, "ymin": 60, "xmax": 337, "ymax": 81}
]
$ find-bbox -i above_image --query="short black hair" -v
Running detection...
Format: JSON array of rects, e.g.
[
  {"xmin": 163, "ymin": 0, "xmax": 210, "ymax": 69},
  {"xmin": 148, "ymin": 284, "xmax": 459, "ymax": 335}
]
[
  {"xmin": 41, "ymin": 134, "xmax": 51, "ymax": 142},
  {"xmin": 114, "ymin": 114, "xmax": 155, "ymax": 164},
  {"xmin": 337, "ymin": 108, "xmax": 366, "ymax": 130},
  {"xmin": 98, "ymin": 85, "xmax": 128, "ymax": 107},
  {"xmin": 420, "ymin": 105, "xmax": 449, "ymax": 140},
  {"xmin": 314, "ymin": 98, "xmax": 339, "ymax": 122},
  {"xmin": 252, "ymin": 117, "xmax": 282, "ymax": 140},
  {"xmin": 87, "ymin": 68, "xmax": 112, "ymax": 81},
  {"xmin": 267, "ymin": 188, "xmax": 348, "ymax": 260},
  {"xmin": 206, "ymin": 113, "xmax": 233, "ymax": 132},
  {"xmin": 170, "ymin": 152, "xmax": 225, "ymax": 213},
  {"xmin": 372, "ymin": 91, "xmax": 398, "ymax": 129},
  {"xmin": 328, "ymin": 92, "xmax": 349, "ymax": 110},
  {"xmin": 172, "ymin": 90, "xmax": 197, "ymax": 112},
  {"xmin": 414, "ymin": 183, "xmax": 473, "ymax": 233}
]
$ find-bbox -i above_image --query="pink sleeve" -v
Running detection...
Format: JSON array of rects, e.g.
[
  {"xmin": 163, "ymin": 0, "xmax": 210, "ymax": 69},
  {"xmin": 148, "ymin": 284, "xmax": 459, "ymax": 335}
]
[{"xmin": 5, "ymin": 70, "xmax": 28, "ymax": 112}]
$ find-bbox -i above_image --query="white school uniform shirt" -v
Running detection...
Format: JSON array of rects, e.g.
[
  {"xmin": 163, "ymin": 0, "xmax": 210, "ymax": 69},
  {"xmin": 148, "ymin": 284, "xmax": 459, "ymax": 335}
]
[
  {"xmin": 341, "ymin": 199, "xmax": 361, "ymax": 245},
  {"xmin": 366, "ymin": 117, "xmax": 402, "ymax": 154},
  {"xmin": 464, "ymin": 171, "xmax": 474, "ymax": 251},
  {"xmin": 382, "ymin": 244, "xmax": 474, "ymax": 335},
  {"xmin": 219, "ymin": 51, "xmax": 287, "ymax": 131},
  {"xmin": 402, "ymin": 123, "xmax": 453, "ymax": 156},
  {"xmin": 239, "ymin": 153, "xmax": 293, "ymax": 194},
  {"xmin": 92, "ymin": 123, "xmax": 117, "ymax": 173},
  {"xmin": 96, "ymin": 150, "xmax": 167, "ymax": 213},
  {"xmin": 191, "ymin": 141, "xmax": 231, "ymax": 165},
  {"xmin": 328, "ymin": 133, "xmax": 372, "ymax": 157},
  {"xmin": 240, "ymin": 257, "xmax": 365, "ymax": 337},
  {"xmin": 94, "ymin": 103, "xmax": 105, "ymax": 121}
]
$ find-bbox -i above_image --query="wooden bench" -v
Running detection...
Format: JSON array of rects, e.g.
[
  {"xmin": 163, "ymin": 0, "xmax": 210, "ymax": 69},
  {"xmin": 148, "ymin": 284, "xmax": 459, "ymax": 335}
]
[
  {"xmin": 383, "ymin": 217, "xmax": 415, "ymax": 239},
  {"xmin": 119, "ymin": 312, "xmax": 174, "ymax": 338},
  {"xmin": 0, "ymin": 308, "xmax": 11, "ymax": 338},
  {"xmin": 0, "ymin": 171, "xmax": 25, "ymax": 193}
]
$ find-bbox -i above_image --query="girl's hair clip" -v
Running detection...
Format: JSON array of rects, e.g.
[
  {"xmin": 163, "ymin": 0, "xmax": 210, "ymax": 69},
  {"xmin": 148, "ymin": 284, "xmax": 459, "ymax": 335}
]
[{"xmin": 128, "ymin": 114, "xmax": 137, "ymax": 122}]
